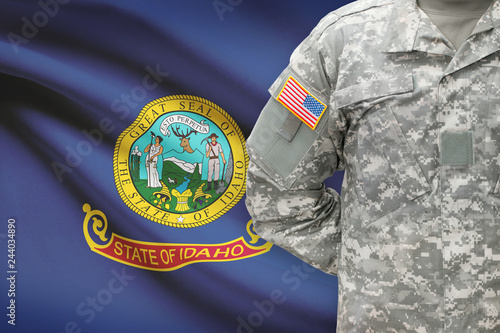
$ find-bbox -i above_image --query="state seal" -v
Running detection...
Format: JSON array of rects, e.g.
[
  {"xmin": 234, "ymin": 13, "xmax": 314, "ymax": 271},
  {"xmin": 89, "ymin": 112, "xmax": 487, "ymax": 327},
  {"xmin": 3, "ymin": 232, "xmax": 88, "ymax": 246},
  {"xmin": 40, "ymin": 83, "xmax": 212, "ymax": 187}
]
[{"xmin": 113, "ymin": 95, "xmax": 248, "ymax": 227}]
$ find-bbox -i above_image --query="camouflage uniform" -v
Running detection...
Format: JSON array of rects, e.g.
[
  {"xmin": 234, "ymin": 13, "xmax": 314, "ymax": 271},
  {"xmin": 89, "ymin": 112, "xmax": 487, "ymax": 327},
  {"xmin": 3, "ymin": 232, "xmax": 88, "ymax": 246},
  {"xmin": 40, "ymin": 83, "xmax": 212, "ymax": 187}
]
[{"xmin": 245, "ymin": 0, "xmax": 500, "ymax": 331}]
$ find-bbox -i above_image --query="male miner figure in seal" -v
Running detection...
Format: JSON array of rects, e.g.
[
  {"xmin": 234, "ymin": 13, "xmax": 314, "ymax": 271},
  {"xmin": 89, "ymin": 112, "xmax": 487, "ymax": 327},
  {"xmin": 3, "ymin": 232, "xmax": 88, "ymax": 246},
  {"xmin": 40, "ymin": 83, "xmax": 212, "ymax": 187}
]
[
  {"xmin": 245, "ymin": 0, "xmax": 500, "ymax": 331},
  {"xmin": 205, "ymin": 133, "xmax": 226, "ymax": 191}
]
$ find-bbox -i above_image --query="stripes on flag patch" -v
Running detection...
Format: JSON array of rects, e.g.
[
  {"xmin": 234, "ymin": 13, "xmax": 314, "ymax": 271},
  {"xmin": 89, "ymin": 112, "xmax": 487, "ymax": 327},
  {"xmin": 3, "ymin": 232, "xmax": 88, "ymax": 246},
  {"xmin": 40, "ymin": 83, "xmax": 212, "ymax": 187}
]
[{"xmin": 277, "ymin": 76, "xmax": 327, "ymax": 130}]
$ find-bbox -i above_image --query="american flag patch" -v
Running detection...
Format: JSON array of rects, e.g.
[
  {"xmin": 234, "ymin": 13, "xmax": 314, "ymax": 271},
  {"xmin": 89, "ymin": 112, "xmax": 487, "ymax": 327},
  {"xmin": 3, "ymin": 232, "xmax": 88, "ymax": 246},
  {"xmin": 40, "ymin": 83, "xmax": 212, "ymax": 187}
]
[{"xmin": 277, "ymin": 76, "xmax": 327, "ymax": 130}]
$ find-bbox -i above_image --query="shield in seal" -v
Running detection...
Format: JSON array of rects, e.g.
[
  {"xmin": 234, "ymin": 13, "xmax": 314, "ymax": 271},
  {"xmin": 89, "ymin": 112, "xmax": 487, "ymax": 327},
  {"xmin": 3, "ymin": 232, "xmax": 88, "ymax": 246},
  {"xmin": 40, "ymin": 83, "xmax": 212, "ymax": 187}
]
[{"xmin": 113, "ymin": 95, "xmax": 248, "ymax": 228}]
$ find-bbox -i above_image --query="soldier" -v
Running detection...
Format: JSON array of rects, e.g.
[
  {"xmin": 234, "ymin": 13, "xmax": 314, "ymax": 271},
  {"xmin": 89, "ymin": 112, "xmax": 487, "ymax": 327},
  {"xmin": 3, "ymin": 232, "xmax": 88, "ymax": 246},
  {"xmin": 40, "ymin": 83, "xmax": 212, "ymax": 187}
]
[{"xmin": 245, "ymin": 0, "xmax": 499, "ymax": 331}]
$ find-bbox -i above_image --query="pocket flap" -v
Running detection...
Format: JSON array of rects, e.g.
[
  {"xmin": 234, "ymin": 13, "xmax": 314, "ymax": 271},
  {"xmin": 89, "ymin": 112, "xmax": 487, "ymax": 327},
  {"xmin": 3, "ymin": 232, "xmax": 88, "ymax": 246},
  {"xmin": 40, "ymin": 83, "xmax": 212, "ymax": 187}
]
[{"xmin": 333, "ymin": 74, "xmax": 414, "ymax": 109}]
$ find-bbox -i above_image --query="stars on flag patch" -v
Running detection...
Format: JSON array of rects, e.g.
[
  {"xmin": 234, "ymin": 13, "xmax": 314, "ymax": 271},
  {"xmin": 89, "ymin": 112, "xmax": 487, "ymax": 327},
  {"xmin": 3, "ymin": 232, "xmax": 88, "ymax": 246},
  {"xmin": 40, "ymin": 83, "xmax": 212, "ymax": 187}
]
[{"xmin": 277, "ymin": 76, "xmax": 327, "ymax": 130}]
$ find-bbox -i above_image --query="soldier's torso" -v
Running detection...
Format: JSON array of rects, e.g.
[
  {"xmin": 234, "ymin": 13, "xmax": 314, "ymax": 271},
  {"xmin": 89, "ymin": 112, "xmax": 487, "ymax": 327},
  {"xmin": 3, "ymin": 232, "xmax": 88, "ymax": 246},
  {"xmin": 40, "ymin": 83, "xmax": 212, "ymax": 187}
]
[{"xmin": 320, "ymin": 2, "xmax": 500, "ymax": 331}]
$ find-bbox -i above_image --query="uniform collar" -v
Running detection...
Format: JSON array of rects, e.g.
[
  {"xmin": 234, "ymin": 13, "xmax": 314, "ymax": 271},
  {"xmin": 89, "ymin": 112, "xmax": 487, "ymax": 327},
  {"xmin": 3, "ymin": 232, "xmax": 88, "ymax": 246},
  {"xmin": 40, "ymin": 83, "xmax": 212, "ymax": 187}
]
[
  {"xmin": 473, "ymin": 0, "xmax": 500, "ymax": 33},
  {"xmin": 445, "ymin": 1, "xmax": 500, "ymax": 75},
  {"xmin": 382, "ymin": 0, "xmax": 500, "ymax": 54}
]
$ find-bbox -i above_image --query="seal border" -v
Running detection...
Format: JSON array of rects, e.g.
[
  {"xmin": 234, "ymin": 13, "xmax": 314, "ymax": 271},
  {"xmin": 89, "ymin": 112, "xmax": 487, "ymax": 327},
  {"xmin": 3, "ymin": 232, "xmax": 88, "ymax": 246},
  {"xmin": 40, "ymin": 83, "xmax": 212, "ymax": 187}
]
[{"xmin": 113, "ymin": 95, "xmax": 248, "ymax": 228}]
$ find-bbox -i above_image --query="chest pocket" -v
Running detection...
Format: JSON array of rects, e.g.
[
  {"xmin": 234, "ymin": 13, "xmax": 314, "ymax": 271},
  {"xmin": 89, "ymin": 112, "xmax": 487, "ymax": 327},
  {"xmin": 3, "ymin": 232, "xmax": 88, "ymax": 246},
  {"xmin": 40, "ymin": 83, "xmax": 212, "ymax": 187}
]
[{"xmin": 334, "ymin": 74, "xmax": 431, "ymax": 224}]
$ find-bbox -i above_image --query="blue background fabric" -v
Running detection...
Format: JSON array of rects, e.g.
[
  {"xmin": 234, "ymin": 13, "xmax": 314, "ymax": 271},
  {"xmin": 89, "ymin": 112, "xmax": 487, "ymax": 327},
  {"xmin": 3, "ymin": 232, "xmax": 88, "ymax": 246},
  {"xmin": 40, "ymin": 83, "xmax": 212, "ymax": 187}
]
[{"xmin": 0, "ymin": 1, "xmax": 351, "ymax": 332}]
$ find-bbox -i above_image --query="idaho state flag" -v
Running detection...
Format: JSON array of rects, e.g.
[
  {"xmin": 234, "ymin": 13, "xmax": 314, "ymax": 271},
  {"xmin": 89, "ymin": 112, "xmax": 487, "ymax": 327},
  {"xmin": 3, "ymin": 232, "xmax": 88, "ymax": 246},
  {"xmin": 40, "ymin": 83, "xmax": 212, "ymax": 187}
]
[{"xmin": 0, "ymin": 1, "xmax": 350, "ymax": 332}]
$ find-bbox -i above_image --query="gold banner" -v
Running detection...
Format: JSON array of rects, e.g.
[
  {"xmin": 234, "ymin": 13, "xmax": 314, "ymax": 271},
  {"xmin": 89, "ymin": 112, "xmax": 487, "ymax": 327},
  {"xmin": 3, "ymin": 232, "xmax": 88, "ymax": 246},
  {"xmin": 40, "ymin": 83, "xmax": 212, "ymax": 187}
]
[{"xmin": 82, "ymin": 203, "xmax": 272, "ymax": 271}]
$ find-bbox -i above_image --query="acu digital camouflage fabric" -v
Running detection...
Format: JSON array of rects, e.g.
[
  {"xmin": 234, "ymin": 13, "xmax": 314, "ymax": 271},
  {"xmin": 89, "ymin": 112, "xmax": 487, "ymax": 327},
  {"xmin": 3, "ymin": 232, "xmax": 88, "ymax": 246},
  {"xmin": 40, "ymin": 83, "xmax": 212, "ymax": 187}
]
[{"xmin": 245, "ymin": 0, "xmax": 500, "ymax": 331}]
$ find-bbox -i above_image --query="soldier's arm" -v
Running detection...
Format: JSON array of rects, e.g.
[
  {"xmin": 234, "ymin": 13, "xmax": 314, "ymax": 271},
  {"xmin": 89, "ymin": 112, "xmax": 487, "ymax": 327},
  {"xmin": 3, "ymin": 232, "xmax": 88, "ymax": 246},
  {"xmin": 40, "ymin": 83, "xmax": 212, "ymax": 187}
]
[
  {"xmin": 245, "ymin": 97, "xmax": 342, "ymax": 276},
  {"xmin": 245, "ymin": 16, "xmax": 344, "ymax": 275}
]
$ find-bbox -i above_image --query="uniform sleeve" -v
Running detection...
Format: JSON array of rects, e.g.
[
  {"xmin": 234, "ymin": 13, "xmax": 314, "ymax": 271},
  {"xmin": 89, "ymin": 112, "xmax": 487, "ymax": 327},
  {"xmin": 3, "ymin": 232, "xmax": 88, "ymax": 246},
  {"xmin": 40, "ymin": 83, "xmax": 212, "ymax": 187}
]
[{"xmin": 245, "ymin": 20, "xmax": 344, "ymax": 276}]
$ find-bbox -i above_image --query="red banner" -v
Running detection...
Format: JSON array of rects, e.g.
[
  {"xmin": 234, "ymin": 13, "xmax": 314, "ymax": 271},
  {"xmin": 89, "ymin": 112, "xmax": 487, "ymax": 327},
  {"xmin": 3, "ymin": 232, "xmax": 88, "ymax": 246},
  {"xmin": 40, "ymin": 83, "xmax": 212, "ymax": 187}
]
[{"xmin": 82, "ymin": 203, "xmax": 272, "ymax": 271}]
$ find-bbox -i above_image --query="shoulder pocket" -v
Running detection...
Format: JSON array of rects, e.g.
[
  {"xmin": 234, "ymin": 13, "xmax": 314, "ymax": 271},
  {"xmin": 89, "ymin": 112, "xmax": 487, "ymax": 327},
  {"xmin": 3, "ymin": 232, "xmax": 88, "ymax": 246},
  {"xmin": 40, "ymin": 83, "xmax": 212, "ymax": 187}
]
[{"xmin": 247, "ymin": 98, "xmax": 324, "ymax": 189}]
